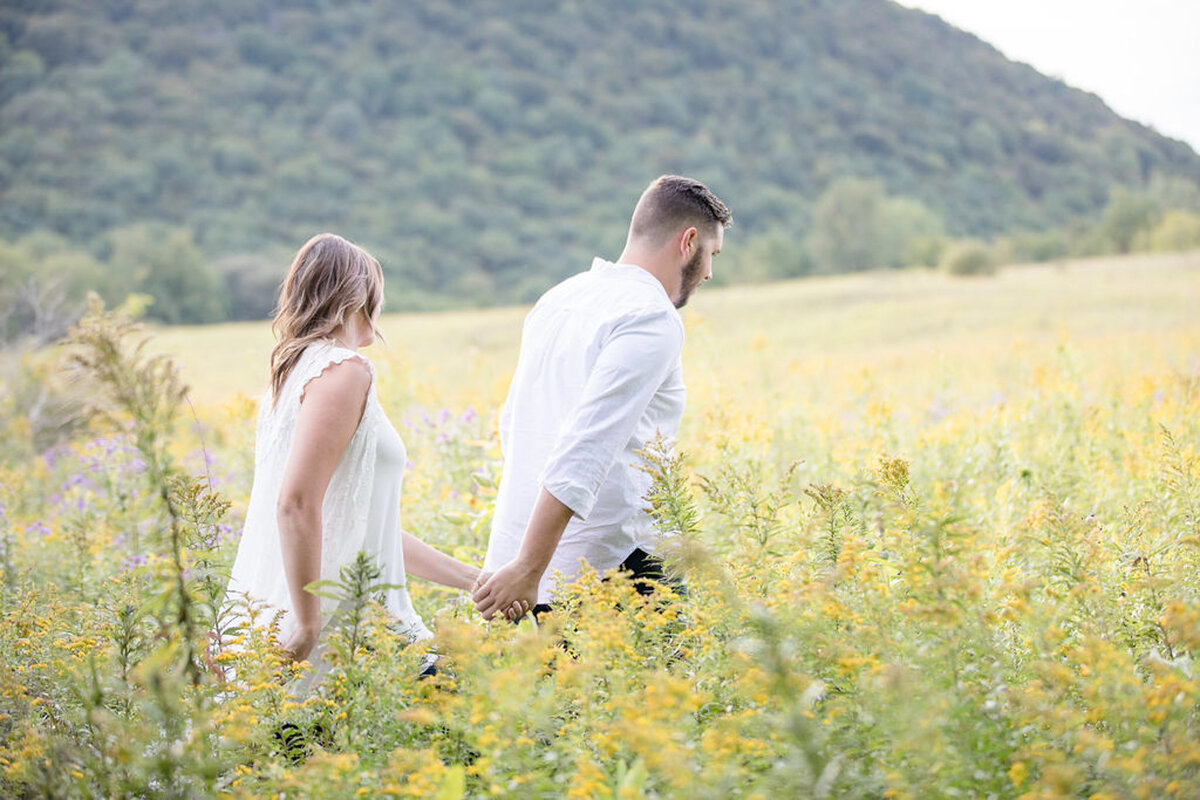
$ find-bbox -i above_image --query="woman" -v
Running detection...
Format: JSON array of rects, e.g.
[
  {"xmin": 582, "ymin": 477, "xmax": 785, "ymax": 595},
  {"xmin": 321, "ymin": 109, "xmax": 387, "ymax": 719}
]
[{"xmin": 226, "ymin": 233, "xmax": 523, "ymax": 679}]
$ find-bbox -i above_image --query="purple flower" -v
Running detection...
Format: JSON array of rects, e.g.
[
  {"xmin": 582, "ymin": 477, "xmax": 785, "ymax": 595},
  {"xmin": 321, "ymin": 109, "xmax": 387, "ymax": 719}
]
[
  {"xmin": 87, "ymin": 436, "xmax": 123, "ymax": 457},
  {"xmin": 438, "ymin": 408, "xmax": 452, "ymax": 425},
  {"xmin": 62, "ymin": 472, "xmax": 96, "ymax": 492},
  {"xmin": 25, "ymin": 521, "xmax": 52, "ymax": 537},
  {"xmin": 194, "ymin": 449, "xmax": 218, "ymax": 472},
  {"xmin": 461, "ymin": 405, "xmax": 477, "ymax": 424},
  {"xmin": 41, "ymin": 444, "xmax": 70, "ymax": 469}
]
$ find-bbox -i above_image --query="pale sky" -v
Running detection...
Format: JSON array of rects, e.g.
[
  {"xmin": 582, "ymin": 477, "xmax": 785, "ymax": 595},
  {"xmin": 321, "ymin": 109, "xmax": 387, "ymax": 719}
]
[{"xmin": 896, "ymin": 0, "xmax": 1200, "ymax": 153}]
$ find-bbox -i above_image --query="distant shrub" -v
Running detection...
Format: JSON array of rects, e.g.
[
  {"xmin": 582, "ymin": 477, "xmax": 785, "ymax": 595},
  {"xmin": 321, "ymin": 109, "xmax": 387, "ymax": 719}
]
[
  {"xmin": 1149, "ymin": 209, "xmax": 1200, "ymax": 252},
  {"xmin": 903, "ymin": 234, "xmax": 946, "ymax": 268},
  {"xmin": 805, "ymin": 179, "xmax": 946, "ymax": 272},
  {"xmin": 730, "ymin": 228, "xmax": 813, "ymax": 283},
  {"xmin": 1100, "ymin": 189, "xmax": 1161, "ymax": 253},
  {"xmin": 940, "ymin": 239, "xmax": 995, "ymax": 276},
  {"xmin": 989, "ymin": 237, "xmax": 1015, "ymax": 268},
  {"xmin": 1011, "ymin": 230, "xmax": 1069, "ymax": 262}
]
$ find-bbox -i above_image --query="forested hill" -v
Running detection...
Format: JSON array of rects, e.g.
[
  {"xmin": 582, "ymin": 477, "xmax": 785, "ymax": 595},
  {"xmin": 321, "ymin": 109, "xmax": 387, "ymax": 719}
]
[{"xmin": 2, "ymin": 0, "xmax": 1198, "ymax": 317}]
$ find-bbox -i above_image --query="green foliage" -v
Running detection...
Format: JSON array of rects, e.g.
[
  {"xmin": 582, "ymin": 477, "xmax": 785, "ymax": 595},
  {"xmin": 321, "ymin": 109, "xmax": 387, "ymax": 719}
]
[
  {"xmin": 805, "ymin": 178, "xmax": 888, "ymax": 273},
  {"xmin": 0, "ymin": 302, "xmax": 248, "ymax": 797},
  {"xmin": 0, "ymin": 50, "xmax": 44, "ymax": 103},
  {"xmin": 1007, "ymin": 228, "xmax": 1070, "ymax": 262},
  {"xmin": 309, "ymin": 552, "xmax": 400, "ymax": 670},
  {"xmin": 887, "ymin": 198, "xmax": 946, "ymax": 267},
  {"xmin": 0, "ymin": 0, "xmax": 1196, "ymax": 322},
  {"xmin": 0, "ymin": 349, "xmax": 90, "ymax": 465},
  {"xmin": 805, "ymin": 178, "xmax": 945, "ymax": 272},
  {"xmin": 1100, "ymin": 188, "xmax": 1162, "ymax": 254},
  {"xmin": 1146, "ymin": 175, "xmax": 1200, "ymax": 214},
  {"xmin": 212, "ymin": 252, "xmax": 288, "ymax": 321},
  {"xmin": 722, "ymin": 226, "xmax": 814, "ymax": 283},
  {"xmin": 0, "ymin": 233, "xmax": 102, "ymax": 345},
  {"xmin": 102, "ymin": 225, "xmax": 227, "ymax": 325},
  {"xmin": 940, "ymin": 239, "xmax": 995, "ymax": 276},
  {"xmin": 1148, "ymin": 209, "xmax": 1200, "ymax": 252},
  {"xmin": 637, "ymin": 434, "xmax": 703, "ymax": 544},
  {"xmin": 64, "ymin": 296, "xmax": 211, "ymax": 683},
  {"xmin": 3, "ymin": 261, "xmax": 1200, "ymax": 796},
  {"xmin": 699, "ymin": 454, "xmax": 802, "ymax": 549}
]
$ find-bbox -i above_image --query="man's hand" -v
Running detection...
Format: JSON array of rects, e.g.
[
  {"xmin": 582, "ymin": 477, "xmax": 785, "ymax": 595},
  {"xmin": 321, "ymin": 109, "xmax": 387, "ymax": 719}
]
[
  {"xmin": 475, "ymin": 488, "xmax": 572, "ymax": 620},
  {"xmin": 472, "ymin": 560, "xmax": 541, "ymax": 621}
]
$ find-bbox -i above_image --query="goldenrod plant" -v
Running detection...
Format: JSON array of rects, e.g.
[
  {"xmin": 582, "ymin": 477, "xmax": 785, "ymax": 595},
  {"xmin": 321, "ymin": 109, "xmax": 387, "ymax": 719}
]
[{"xmin": 1, "ymin": 257, "xmax": 1198, "ymax": 797}]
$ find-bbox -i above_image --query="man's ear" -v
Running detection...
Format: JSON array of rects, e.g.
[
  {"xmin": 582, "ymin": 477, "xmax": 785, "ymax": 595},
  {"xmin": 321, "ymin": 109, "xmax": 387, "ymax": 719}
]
[{"xmin": 678, "ymin": 226, "xmax": 699, "ymax": 258}]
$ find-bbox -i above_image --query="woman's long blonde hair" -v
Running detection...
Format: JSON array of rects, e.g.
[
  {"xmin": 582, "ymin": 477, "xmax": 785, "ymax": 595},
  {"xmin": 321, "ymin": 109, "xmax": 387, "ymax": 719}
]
[{"xmin": 269, "ymin": 233, "xmax": 384, "ymax": 404}]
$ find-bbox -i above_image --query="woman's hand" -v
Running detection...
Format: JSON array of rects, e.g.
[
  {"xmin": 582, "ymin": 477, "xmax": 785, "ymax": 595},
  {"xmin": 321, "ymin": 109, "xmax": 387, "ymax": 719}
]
[
  {"xmin": 472, "ymin": 569, "xmax": 491, "ymax": 593},
  {"xmin": 281, "ymin": 622, "xmax": 322, "ymax": 664}
]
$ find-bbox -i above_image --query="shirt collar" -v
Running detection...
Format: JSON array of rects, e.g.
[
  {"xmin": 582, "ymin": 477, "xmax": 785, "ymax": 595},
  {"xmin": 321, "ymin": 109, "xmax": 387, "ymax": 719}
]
[{"xmin": 589, "ymin": 257, "xmax": 670, "ymax": 300}]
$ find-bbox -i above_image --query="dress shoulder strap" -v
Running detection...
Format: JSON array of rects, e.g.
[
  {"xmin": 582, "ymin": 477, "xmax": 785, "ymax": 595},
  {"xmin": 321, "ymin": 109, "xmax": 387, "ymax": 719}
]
[{"xmin": 279, "ymin": 342, "xmax": 375, "ymax": 410}]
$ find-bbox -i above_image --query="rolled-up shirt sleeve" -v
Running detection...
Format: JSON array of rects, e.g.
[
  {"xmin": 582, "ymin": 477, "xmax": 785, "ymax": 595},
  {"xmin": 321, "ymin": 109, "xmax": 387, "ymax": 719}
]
[{"xmin": 539, "ymin": 308, "xmax": 684, "ymax": 520}]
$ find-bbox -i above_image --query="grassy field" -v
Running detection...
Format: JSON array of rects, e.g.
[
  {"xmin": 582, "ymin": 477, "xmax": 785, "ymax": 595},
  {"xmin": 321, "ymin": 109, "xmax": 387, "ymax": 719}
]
[
  {"xmin": 3, "ymin": 250, "xmax": 1199, "ymax": 798},
  {"xmin": 153, "ymin": 250, "xmax": 1200, "ymax": 409}
]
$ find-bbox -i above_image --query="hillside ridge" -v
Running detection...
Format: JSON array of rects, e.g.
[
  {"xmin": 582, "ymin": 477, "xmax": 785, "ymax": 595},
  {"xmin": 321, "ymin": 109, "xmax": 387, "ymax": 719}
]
[{"xmin": 1, "ymin": 0, "xmax": 1197, "ymax": 313}]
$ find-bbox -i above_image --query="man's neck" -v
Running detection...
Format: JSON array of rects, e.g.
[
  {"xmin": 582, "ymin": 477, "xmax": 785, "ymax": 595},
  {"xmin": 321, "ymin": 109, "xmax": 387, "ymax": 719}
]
[{"xmin": 616, "ymin": 244, "xmax": 674, "ymax": 298}]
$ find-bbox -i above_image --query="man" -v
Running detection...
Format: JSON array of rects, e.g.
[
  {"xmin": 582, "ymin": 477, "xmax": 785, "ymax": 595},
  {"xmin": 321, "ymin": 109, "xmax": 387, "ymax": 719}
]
[{"xmin": 473, "ymin": 175, "xmax": 731, "ymax": 620}]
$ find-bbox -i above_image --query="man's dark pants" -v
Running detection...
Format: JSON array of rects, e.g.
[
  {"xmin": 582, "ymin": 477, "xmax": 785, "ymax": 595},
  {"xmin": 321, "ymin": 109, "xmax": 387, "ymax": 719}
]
[{"xmin": 529, "ymin": 547, "xmax": 684, "ymax": 618}]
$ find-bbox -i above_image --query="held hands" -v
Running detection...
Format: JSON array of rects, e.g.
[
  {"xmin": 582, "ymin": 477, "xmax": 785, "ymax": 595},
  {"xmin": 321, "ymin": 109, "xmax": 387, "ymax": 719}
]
[
  {"xmin": 472, "ymin": 561, "xmax": 540, "ymax": 621},
  {"xmin": 472, "ymin": 489, "xmax": 569, "ymax": 621}
]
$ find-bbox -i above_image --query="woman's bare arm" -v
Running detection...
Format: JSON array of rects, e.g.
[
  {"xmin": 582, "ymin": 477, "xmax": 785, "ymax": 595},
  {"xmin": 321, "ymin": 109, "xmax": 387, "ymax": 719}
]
[
  {"xmin": 401, "ymin": 531, "xmax": 480, "ymax": 591},
  {"xmin": 275, "ymin": 357, "xmax": 372, "ymax": 660}
]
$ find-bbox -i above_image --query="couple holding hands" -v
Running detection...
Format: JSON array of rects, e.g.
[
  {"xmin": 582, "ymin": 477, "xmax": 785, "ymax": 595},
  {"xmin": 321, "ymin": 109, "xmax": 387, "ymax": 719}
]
[{"xmin": 227, "ymin": 175, "xmax": 731, "ymax": 678}]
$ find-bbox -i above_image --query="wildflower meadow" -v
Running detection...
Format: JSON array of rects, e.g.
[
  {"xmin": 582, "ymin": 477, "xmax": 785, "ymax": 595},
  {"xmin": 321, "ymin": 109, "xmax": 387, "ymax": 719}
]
[{"xmin": 1, "ymin": 252, "xmax": 1198, "ymax": 798}]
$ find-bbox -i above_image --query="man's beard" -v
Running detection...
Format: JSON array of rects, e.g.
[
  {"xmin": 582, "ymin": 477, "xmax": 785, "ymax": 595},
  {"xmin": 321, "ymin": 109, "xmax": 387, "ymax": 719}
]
[{"xmin": 674, "ymin": 248, "xmax": 705, "ymax": 309}]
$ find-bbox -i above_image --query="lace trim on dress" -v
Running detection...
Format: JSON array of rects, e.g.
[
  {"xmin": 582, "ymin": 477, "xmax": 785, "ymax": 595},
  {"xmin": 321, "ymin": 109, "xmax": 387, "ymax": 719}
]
[
  {"xmin": 297, "ymin": 345, "xmax": 375, "ymax": 406},
  {"xmin": 256, "ymin": 343, "xmax": 372, "ymax": 468}
]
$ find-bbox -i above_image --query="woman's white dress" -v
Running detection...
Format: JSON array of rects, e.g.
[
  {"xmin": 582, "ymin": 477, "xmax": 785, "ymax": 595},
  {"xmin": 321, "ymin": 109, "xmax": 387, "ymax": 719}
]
[{"xmin": 227, "ymin": 341, "xmax": 431, "ymax": 680}]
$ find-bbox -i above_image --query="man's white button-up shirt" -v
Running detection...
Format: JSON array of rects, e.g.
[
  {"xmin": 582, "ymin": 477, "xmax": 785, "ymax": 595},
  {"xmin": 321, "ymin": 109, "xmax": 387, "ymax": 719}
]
[{"xmin": 484, "ymin": 257, "xmax": 687, "ymax": 604}]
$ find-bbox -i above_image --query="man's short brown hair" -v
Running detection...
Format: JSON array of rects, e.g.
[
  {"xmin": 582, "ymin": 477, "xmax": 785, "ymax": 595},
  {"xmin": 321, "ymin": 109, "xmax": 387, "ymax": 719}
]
[{"xmin": 628, "ymin": 175, "xmax": 732, "ymax": 244}]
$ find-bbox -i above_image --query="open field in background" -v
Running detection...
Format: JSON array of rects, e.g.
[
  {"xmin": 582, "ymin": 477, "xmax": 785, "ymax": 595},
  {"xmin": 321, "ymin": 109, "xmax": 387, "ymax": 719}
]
[
  {"xmin": 3, "ymin": 250, "xmax": 1199, "ymax": 797},
  {"xmin": 154, "ymin": 250, "xmax": 1200, "ymax": 412}
]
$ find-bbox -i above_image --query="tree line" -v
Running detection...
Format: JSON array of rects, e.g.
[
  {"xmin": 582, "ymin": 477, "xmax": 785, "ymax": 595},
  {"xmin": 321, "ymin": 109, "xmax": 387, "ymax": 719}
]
[
  {"xmin": 4, "ymin": 178, "xmax": 1199, "ymax": 347},
  {"xmin": 1, "ymin": 0, "xmax": 1198, "ymax": 336}
]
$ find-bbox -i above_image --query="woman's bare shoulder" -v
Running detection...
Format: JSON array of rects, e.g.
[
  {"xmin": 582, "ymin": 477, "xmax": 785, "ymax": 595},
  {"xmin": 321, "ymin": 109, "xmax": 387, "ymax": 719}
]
[{"xmin": 299, "ymin": 351, "xmax": 373, "ymax": 409}]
